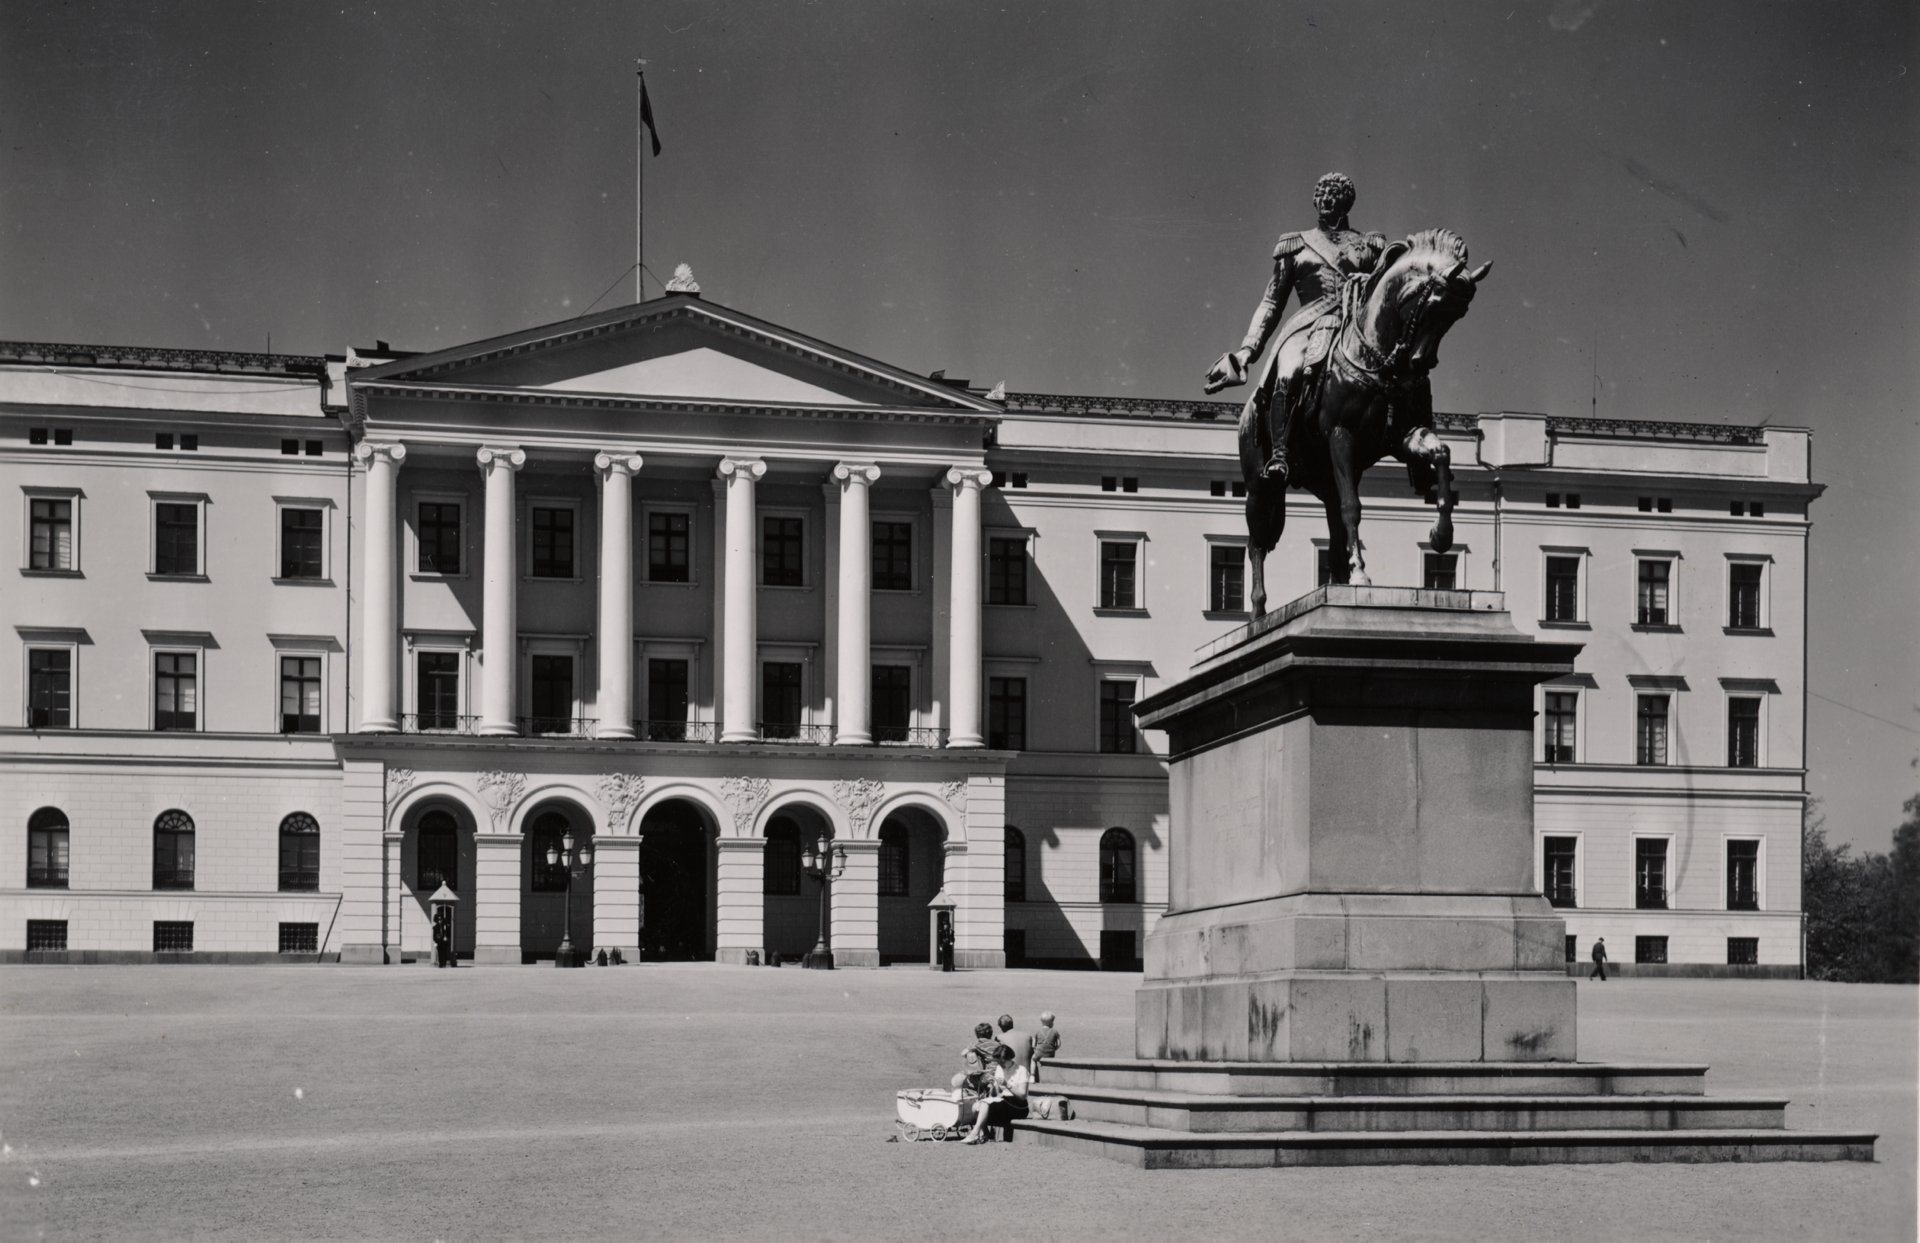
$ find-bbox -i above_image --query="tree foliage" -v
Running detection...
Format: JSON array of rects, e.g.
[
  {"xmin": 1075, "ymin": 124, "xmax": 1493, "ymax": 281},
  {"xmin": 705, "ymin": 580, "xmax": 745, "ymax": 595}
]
[{"xmin": 1802, "ymin": 795, "xmax": 1920, "ymax": 984}]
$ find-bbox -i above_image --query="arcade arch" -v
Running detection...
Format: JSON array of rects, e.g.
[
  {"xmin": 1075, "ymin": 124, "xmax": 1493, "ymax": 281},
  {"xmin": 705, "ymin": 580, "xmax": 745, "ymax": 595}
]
[{"xmin": 637, "ymin": 797, "xmax": 719, "ymax": 961}]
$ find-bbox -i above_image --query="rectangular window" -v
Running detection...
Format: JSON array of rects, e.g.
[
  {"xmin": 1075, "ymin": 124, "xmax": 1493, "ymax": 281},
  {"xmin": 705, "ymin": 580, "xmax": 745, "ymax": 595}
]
[
  {"xmin": 1099, "ymin": 929, "xmax": 1137, "ymax": 971},
  {"xmin": 1636, "ymin": 694, "xmax": 1670, "ymax": 766},
  {"xmin": 29, "ymin": 427, "xmax": 48, "ymax": 445},
  {"xmin": 647, "ymin": 659, "xmax": 690, "ymax": 739},
  {"xmin": 988, "ymin": 537, "xmax": 1029, "ymax": 606},
  {"xmin": 417, "ymin": 502, "xmax": 462, "ymax": 574},
  {"xmin": 1727, "ymin": 937, "xmax": 1759, "ymax": 966},
  {"xmin": 648, "ymin": 511, "xmax": 691, "ymax": 582},
  {"xmin": 761, "ymin": 662, "xmax": 803, "ymax": 737},
  {"xmin": 1636, "ymin": 559, "xmax": 1671, "ymax": 625},
  {"xmin": 1209, "ymin": 544, "xmax": 1245, "ymax": 612},
  {"xmin": 987, "ymin": 677, "xmax": 1027, "ymax": 751},
  {"xmin": 1423, "ymin": 552, "xmax": 1458, "ymax": 591},
  {"xmin": 29, "ymin": 497, "xmax": 74, "ymax": 570},
  {"xmin": 28, "ymin": 649, "xmax": 72, "ymax": 729},
  {"xmin": 871, "ymin": 521, "xmax": 912, "ymax": 591},
  {"xmin": 1316, "ymin": 547, "xmax": 1332, "ymax": 587},
  {"xmin": 1635, "ymin": 935, "xmax": 1668, "ymax": 965},
  {"xmin": 1564, "ymin": 935, "xmax": 1577, "ymax": 965},
  {"xmin": 282, "ymin": 439, "xmax": 300, "ymax": 456},
  {"xmin": 154, "ymin": 652, "xmax": 198, "ymax": 731},
  {"xmin": 279, "ymin": 826, "xmax": 320, "ymax": 893},
  {"xmin": 179, "ymin": 434, "xmax": 198, "ymax": 452},
  {"xmin": 763, "ymin": 832, "xmax": 800, "ymax": 896},
  {"xmin": 304, "ymin": 440, "xmax": 322, "ymax": 457},
  {"xmin": 1728, "ymin": 562, "xmax": 1763, "ymax": 629},
  {"xmin": 528, "ymin": 655, "xmax": 574, "ymax": 734},
  {"xmin": 1749, "ymin": 501, "xmax": 1764, "ymax": 518},
  {"xmin": 762, "ymin": 516, "xmax": 804, "ymax": 586},
  {"xmin": 1099, "ymin": 681, "xmax": 1138, "ymax": 754},
  {"xmin": 1101, "ymin": 476, "xmax": 1117, "ymax": 492},
  {"xmin": 417, "ymin": 652, "xmax": 461, "ymax": 730},
  {"xmin": 26, "ymin": 920, "xmax": 68, "ymax": 951},
  {"xmin": 28, "ymin": 822, "xmax": 69, "ymax": 889},
  {"xmin": 1727, "ymin": 697, "xmax": 1761, "ymax": 767},
  {"xmin": 530, "ymin": 506, "xmax": 575, "ymax": 578},
  {"xmin": 279, "ymin": 923, "xmax": 319, "ymax": 954},
  {"xmin": 1543, "ymin": 836, "xmax": 1577, "ymax": 908},
  {"xmin": 1543, "ymin": 691, "xmax": 1577, "ymax": 763},
  {"xmin": 1545, "ymin": 556, "xmax": 1580, "ymax": 622},
  {"xmin": 279, "ymin": 508, "xmax": 324, "ymax": 579},
  {"xmin": 872, "ymin": 665, "xmax": 912, "ymax": 742},
  {"xmin": 1727, "ymin": 840, "xmax": 1760, "ymax": 911},
  {"xmin": 1635, "ymin": 839, "xmax": 1669, "ymax": 910},
  {"xmin": 279, "ymin": 656, "xmax": 322, "ymax": 734},
  {"xmin": 153, "ymin": 921, "xmax": 194, "ymax": 953},
  {"xmin": 879, "ymin": 833, "xmax": 909, "ymax": 897},
  {"xmin": 154, "ymin": 503, "xmax": 199, "ymax": 575},
  {"xmin": 1099, "ymin": 541, "xmax": 1137, "ymax": 609},
  {"xmin": 156, "ymin": 432, "xmax": 174, "ymax": 451}
]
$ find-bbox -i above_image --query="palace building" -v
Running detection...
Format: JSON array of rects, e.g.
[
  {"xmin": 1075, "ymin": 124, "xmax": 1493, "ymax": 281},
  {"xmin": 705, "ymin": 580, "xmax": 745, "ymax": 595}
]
[{"xmin": 0, "ymin": 292, "xmax": 1821, "ymax": 974}]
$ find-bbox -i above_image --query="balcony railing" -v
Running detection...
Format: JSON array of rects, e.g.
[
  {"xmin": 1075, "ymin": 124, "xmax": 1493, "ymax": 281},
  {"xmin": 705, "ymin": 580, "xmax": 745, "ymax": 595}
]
[
  {"xmin": 517, "ymin": 715, "xmax": 597, "ymax": 738},
  {"xmin": 759, "ymin": 721, "xmax": 835, "ymax": 745},
  {"xmin": 635, "ymin": 719, "xmax": 717, "ymax": 743},
  {"xmin": 400, "ymin": 713, "xmax": 482, "ymax": 735},
  {"xmin": 875, "ymin": 725, "xmax": 949, "ymax": 747}
]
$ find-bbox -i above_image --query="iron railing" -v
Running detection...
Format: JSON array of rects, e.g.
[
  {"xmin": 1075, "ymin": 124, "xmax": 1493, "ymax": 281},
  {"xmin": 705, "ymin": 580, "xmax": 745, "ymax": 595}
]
[
  {"xmin": 517, "ymin": 715, "xmax": 597, "ymax": 738},
  {"xmin": 400, "ymin": 713, "xmax": 482, "ymax": 735},
  {"xmin": 875, "ymin": 725, "xmax": 949, "ymax": 747},
  {"xmin": 759, "ymin": 721, "xmax": 835, "ymax": 745},
  {"xmin": 635, "ymin": 719, "xmax": 717, "ymax": 743}
]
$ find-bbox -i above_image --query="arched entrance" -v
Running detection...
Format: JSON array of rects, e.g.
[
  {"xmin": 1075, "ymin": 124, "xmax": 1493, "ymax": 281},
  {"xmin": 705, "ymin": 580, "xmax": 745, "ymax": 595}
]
[
  {"xmin": 401, "ymin": 801, "xmax": 477, "ymax": 962},
  {"xmin": 638, "ymin": 798, "xmax": 716, "ymax": 961},
  {"xmin": 762, "ymin": 802, "xmax": 835, "ymax": 964},
  {"xmin": 876, "ymin": 806, "xmax": 947, "ymax": 964},
  {"xmin": 521, "ymin": 801, "xmax": 595, "ymax": 963}
]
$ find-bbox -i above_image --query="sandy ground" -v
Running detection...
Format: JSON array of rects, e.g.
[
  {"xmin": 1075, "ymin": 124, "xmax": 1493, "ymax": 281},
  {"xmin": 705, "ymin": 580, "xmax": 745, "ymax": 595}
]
[{"xmin": 0, "ymin": 966, "xmax": 1912, "ymax": 1241}]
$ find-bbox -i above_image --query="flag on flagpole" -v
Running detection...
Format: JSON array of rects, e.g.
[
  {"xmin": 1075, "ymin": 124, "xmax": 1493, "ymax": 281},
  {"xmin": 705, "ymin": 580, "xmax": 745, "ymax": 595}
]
[{"xmin": 639, "ymin": 71, "xmax": 662, "ymax": 156}]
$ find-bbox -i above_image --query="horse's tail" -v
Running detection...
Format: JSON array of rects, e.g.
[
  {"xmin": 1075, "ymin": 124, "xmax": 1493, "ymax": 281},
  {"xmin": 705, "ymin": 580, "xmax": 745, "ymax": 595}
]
[{"xmin": 1237, "ymin": 381, "xmax": 1269, "ymax": 483}]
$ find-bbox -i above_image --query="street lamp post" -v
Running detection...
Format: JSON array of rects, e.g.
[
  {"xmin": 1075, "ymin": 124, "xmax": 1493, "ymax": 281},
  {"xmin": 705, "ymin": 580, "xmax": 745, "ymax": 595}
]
[
  {"xmin": 801, "ymin": 834, "xmax": 847, "ymax": 970},
  {"xmin": 546, "ymin": 828, "xmax": 594, "ymax": 968}
]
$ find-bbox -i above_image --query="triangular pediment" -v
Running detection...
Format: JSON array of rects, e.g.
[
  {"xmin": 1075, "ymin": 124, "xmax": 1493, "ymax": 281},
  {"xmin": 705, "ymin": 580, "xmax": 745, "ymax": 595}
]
[{"xmin": 352, "ymin": 295, "xmax": 997, "ymax": 413}]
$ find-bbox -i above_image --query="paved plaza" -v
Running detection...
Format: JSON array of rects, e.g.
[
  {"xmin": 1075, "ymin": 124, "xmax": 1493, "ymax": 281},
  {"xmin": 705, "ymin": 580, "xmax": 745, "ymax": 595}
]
[{"xmin": 0, "ymin": 966, "xmax": 1912, "ymax": 1241}]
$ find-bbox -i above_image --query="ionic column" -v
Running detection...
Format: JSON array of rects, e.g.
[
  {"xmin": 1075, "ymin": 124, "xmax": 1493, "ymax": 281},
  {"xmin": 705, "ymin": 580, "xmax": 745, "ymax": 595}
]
[
  {"xmin": 717, "ymin": 457, "xmax": 767, "ymax": 742},
  {"xmin": 594, "ymin": 452, "xmax": 645, "ymax": 740},
  {"xmin": 476, "ymin": 446, "xmax": 527, "ymax": 736},
  {"xmin": 832, "ymin": 462, "xmax": 881, "ymax": 744},
  {"xmin": 353, "ymin": 441, "xmax": 407, "ymax": 732},
  {"xmin": 945, "ymin": 467, "xmax": 992, "ymax": 747}
]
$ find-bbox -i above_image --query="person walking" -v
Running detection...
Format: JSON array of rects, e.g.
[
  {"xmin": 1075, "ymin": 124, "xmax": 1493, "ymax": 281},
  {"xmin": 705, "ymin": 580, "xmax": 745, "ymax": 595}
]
[{"xmin": 1589, "ymin": 937, "xmax": 1609, "ymax": 981}]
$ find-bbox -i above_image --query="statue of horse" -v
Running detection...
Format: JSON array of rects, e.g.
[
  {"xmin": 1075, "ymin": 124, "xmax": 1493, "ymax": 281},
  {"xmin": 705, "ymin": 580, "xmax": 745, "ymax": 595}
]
[{"xmin": 1238, "ymin": 229, "xmax": 1490, "ymax": 614}]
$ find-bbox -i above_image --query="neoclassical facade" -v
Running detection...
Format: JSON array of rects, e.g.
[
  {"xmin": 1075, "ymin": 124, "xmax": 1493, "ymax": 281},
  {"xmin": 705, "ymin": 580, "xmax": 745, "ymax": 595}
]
[{"xmin": 0, "ymin": 294, "xmax": 1822, "ymax": 973}]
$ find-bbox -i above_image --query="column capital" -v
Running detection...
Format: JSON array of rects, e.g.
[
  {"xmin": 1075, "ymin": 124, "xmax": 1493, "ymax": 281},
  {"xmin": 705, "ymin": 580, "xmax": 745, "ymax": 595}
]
[
  {"xmin": 352, "ymin": 440, "xmax": 408, "ymax": 467},
  {"xmin": 832, "ymin": 461, "xmax": 882, "ymax": 487},
  {"xmin": 717, "ymin": 456, "xmax": 767, "ymax": 481},
  {"xmin": 593, "ymin": 450, "xmax": 645, "ymax": 477},
  {"xmin": 476, "ymin": 445, "xmax": 527, "ymax": 472},
  {"xmin": 945, "ymin": 465, "xmax": 993, "ymax": 492}
]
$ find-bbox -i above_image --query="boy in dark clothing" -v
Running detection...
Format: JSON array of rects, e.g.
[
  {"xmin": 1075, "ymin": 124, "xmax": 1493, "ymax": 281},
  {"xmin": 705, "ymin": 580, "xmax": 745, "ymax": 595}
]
[{"xmin": 1031, "ymin": 1011, "xmax": 1062, "ymax": 1082}]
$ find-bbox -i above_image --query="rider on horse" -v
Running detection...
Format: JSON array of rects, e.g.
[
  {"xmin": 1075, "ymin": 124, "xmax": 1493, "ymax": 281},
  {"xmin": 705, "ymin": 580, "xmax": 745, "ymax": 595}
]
[{"xmin": 1204, "ymin": 172, "xmax": 1386, "ymax": 485}]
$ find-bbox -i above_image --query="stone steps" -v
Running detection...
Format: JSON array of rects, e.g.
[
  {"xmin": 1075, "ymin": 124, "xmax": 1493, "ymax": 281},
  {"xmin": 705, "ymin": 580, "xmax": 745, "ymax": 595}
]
[
  {"xmin": 1062, "ymin": 1087, "xmax": 1788, "ymax": 1133},
  {"xmin": 1041, "ymin": 1057, "xmax": 1711, "ymax": 1098},
  {"xmin": 1014, "ymin": 1118, "xmax": 1880, "ymax": 1169}
]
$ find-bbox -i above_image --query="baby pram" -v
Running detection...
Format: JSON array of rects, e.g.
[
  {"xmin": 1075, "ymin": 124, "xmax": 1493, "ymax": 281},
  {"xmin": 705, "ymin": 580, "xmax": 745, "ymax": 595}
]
[{"xmin": 895, "ymin": 1088, "xmax": 978, "ymax": 1141}]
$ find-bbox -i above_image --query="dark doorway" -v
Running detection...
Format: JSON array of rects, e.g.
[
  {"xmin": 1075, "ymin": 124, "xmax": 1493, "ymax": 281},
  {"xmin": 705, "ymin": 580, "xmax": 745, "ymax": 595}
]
[
  {"xmin": 522, "ymin": 805, "xmax": 593, "ymax": 962},
  {"xmin": 639, "ymin": 800, "xmax": 712, "ymax": 961}
]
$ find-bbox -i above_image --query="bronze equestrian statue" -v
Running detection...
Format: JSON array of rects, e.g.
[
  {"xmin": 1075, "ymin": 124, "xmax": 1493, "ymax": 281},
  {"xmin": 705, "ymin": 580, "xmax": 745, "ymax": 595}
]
[{"xmin": 1206, "ymin": 173, "xmax": 1490, "ymax": 613}]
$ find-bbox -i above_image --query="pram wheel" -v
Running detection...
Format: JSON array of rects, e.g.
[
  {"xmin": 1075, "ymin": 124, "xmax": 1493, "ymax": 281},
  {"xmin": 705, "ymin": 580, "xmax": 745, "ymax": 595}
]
[
  {"xmin": 929, "ymin": 1125, "xmax": 947, "ymax": 1141},
  {"xmin": 900, "ymin": 1124, "xmax": 919, "ymax": 1142}
]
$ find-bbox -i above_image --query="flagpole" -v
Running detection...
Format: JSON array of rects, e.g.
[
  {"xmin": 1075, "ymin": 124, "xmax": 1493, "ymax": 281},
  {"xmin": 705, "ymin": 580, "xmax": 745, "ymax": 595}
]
[{"xmin": 645, "ymin": 60, "xmax": 652, "ymax": 305}]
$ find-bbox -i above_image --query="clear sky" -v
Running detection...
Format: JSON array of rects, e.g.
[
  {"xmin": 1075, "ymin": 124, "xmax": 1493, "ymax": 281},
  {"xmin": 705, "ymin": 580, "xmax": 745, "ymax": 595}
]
[{"xmin": 2, "ymin": 1, "xmax": 1914, "ymax": 847}]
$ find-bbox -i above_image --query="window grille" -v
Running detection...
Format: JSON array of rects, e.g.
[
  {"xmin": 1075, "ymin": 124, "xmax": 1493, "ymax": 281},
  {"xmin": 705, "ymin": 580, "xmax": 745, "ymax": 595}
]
[
  {"xmin": 153, "ymin": 921, "xmax": 194, "ymax": 953},
  {"xmin": 1100, "ymin": 828, "xmax": 1137, "ymax": 903}
]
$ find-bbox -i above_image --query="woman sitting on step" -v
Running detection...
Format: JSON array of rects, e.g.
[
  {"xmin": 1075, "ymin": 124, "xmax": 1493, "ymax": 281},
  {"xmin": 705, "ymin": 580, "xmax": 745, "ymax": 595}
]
[{"xmin": 961, "ymin": 1045, "xmax": 1029, "ymax": 1144}]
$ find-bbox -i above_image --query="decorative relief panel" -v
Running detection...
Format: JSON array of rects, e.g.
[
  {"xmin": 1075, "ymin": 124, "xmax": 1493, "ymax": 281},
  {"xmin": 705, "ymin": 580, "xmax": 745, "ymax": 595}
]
[
  {"xmin": 940, "ymin": 779, "xmax": 968, "ymax": 811},
  {"xmin": 596, "ymin": 772, "xmax": 647, "ymax": 830},
  {"xmin": 832, "ymin": 778, "xmax": 886, "ymax": 837},
  {"xmin": 476, "ymin": 770, "xmax": 527, "ymax": 830},
  {"xmin": 718, "ymin": 776, "xmax": 772, "ymax": 835},
  {"xmin": 385, "ymin": 767, "xmax": 417, "ymax": 812}
]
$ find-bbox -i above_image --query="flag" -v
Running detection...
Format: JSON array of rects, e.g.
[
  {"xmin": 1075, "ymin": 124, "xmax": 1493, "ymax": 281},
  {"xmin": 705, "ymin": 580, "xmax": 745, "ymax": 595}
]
[{"xmin": 639, "ymin": 72, "xmax": 662, "ymax": 157}]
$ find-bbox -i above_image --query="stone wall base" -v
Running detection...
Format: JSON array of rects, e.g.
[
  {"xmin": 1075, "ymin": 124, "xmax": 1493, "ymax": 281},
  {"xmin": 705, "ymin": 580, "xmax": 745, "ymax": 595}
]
[{"xmin": 2, "ymin": 950, "xmax": 340, "ymax": 965}]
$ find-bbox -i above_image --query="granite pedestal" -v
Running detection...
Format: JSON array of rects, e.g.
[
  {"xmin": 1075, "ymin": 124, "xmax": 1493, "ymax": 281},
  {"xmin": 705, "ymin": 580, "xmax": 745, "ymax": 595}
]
[{"xmin": 1132, "ymin": 586, "xmax": 1581, "ymax": 1064}]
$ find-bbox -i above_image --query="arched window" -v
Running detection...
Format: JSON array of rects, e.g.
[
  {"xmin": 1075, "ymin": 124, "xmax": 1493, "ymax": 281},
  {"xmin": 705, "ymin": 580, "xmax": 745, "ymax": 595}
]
[
  {"xmin": 1004, "ymin": 826, "xmax": 1026, "ymax": 903},
  {"xmin": 1099, "ymin": 827, "xmax": 1136, "ymax": 904},
  {"xmin": 528, "ymin": 811, "xmax": 572, "ymax": 892},
  {"xmin": 416, "ymin": 810, "xmax": 459, "ymax": 894},
  {"xmin": 28, "ymin": 808, "xmax": 69, "ymax": 889},
  {"xmin": 278, "ymin": 813, "xmax": 320, "ymax": 892},
  {"xmin": 763, "ymin": 817, "xmax": 800, "ymax": 896},
  {"xmin": 153, "ymin": 809, "xmax": 195, "ymax": 891},
  {"xmin": 878, "ymin": 823, "xmax": 909, "ymax": 897}
]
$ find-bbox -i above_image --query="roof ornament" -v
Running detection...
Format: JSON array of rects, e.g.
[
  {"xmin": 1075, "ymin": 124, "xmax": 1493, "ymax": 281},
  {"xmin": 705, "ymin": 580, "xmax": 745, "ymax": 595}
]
[
  {"xmin": 666, "ymin": 263, "xmax": 701, "ymax": 295},
  {"xmin": 985, "ymin": 380, "xmax": 1006, "ymax": 403}
]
